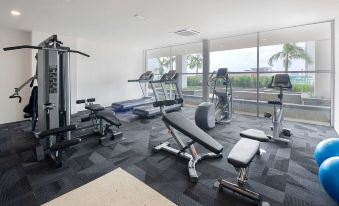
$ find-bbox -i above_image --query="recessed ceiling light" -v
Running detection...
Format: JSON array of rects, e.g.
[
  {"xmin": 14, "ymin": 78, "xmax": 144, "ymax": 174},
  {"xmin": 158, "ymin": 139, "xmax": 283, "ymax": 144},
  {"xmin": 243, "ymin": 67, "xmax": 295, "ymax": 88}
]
[
  {"xmin": 10, "ymin": 10, "xmax": 21, "ymax": 16},
  {"xmin": 173, "ymin": 28, "xmax": 200, "ymax": 37},
  {"xmin": 134, "ymin": 14, "xmax": 147, "ymax": 20}
]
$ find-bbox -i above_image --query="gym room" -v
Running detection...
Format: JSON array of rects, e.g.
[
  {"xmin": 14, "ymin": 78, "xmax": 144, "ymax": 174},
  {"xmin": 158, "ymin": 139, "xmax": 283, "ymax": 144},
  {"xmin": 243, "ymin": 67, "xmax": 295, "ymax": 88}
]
[{"xmin": 0, "ymin": 1, "xmax": 338, "ymax": 206}]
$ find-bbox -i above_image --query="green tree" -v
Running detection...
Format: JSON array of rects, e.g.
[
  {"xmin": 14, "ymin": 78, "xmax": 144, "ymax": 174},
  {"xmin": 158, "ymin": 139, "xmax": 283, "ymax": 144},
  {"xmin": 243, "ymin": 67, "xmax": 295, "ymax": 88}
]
[
  {"xmin": 156, "ymin": 57, "xmax": 175, "ymax": 75},
  {"xmin": 187, "ymin": 54, "xmax": 203, "ymax": 76},
  {"xmin": 268, "ymin": 43, "xmax": 312, "ymax": 72}
]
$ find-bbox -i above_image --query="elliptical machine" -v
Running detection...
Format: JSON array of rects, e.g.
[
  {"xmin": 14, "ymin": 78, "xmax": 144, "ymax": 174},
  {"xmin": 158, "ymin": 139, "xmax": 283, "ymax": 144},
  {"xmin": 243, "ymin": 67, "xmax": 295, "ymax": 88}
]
[
  {"xmin": 195, "ymin": 68, "xmax": 233, "ymax": 130},
  {"xmin": 264, "ymin": 74, "xmax": 292, "ymax": 144}
]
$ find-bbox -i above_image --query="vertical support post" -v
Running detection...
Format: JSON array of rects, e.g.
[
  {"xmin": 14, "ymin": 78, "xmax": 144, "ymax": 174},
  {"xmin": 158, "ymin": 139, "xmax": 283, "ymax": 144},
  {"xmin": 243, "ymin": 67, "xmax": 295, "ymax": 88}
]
[
  {"xmin": 256, "ymin": 33, "xmax": 260, "ymax": 117},
  {"xmin": 330, "ymin": 20, "xmax": 335, "ymax": 127},
  {"xmin": 65, "ymin": 52, "xmax": 71, "ymax": 140},
  {"xmin": 202, "ymin": 39, "xmax": 210, "ymax": 102}
]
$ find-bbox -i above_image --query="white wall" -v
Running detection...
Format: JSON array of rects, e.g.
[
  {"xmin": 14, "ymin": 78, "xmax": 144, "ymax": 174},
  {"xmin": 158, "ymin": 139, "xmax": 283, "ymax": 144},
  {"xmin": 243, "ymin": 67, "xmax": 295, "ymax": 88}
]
[
  {"xmin": 76, "ymin": 38, "xmax": 144, "ymax": 110},
  {"xmin": 0, "ymin": 27, "xmax": 32, "ymax": 124},
  {"xmin": 31, "ymin": 31, "xmax": 79, "ymax": 113}
]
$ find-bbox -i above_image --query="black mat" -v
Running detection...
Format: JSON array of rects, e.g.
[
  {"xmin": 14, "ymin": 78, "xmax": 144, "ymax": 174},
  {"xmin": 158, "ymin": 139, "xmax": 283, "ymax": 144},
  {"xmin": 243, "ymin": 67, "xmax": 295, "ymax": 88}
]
[{"xmin": 0, "ymin": 107, "xmax": 338, "ymax": 206}]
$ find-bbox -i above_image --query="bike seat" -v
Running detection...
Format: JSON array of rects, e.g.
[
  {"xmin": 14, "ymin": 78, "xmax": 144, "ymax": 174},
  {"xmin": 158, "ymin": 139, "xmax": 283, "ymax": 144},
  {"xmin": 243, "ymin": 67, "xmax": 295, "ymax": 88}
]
[{"xmin": 268, "ymin": 101, "xmax": 282, "ymax": 105}]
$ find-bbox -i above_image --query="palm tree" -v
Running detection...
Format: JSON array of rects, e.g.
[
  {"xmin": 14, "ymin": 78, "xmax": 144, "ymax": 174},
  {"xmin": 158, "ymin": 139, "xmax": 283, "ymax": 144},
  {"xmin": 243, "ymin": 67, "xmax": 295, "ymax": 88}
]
[
  {"xmin": 187, "ymin": 54, "xmax": 203, "ymax": 76},
  {"xmin": 156, "ymin": 56, "xmax": 175, "ymax": 75},
  {"xmin": 268, "ymin": 43, "xmax": 312, "ymax": 72}
]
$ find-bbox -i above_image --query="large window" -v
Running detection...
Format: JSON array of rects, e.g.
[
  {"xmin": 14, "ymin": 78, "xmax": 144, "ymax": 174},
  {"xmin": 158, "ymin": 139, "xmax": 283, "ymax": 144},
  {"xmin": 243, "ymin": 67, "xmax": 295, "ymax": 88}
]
[
  {"xmin": 145, "ymin": 21, "xmax": 333, "ymax": 126},
  {"xmin": 258, "ymin": 22, "xmax": 332, "ymax": 125},
  {"xmin": 145, "ymin": 42, "xmax": 203, "ymax": 104}
]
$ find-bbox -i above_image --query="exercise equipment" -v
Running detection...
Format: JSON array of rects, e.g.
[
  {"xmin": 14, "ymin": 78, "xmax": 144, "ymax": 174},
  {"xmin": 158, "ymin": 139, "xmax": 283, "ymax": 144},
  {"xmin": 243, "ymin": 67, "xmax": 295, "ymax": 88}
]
[
  {"xmin": 195, "ymin": 68, "xmax": 233, "ymax": 130},
  {"xmin": 112, "ymin": 71, "xmax": 154, "ymax": 111},
  {"xmin": 76, "ymin": 98, "xmax": 123, "ymax": 146},
  {"xmin": 153, "ymin": 98, "xmax": 223, "ymax": 182},
  {"xmin": 218, "ymin": 138, "xmax": 263, "ymax": 203},
  {"xmin": 314, "ymin": 138, "xmax": 339, "ymax": 166},
  {"xmin": 133, "ymin": 70, "xmax": 182, "ymax": 118},
  {"xmin": 264, "ymin": 74, "xmax": 292, "ymax": 144},
  {"xmin": 218, "ymin": 128, "xmax": 269, "ymax": 204},
  {"xmin": 319, "ymin": 157, "xmax": 339, "ymax": 203},
  {"xmin": 4, "ymin": 35, "xmax": 89, "ymax": 167}
]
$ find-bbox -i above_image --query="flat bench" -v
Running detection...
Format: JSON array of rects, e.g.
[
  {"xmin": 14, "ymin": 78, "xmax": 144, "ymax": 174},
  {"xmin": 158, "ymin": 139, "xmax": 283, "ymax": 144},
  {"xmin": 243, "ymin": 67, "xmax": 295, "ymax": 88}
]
[
  {"xmin": 97, "ymin": 111, "xmax": 122, "ymax": 127},
  {"xmin": 218, "ymin": 137, "xmax": 263, "ymax": 203},
  {"xmin": 85, "ymin": 104, "xmax": 105, "ymax": 112},
  {"xmin": 228, "ymin": 138, "xmax": 260, "ymax": 168}
]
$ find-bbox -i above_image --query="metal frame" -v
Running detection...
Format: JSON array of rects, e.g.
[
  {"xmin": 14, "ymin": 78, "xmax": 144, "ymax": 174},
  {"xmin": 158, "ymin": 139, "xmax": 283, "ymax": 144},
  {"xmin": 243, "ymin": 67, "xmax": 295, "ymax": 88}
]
[
  {"xmin": 218, "ymin": 166, "xmax": 261, "ymax": 202},
  {"xmin": 153, "ymin": 109, "xmax": 222, "ymax": 183}
]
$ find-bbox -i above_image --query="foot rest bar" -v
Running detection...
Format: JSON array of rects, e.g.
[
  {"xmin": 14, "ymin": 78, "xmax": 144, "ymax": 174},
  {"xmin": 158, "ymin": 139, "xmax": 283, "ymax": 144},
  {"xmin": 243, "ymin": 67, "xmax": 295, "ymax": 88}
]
[
  {"xmin": 218, "ymin": 178, "xmax": 262, "ymax": 202},
  {"xmin": 50, "ymin": 138, "xmax": 81, "ymax": 151},
  {"xmin": 38, "ymin": 125, "xmax": 77, "ymax": 139}
]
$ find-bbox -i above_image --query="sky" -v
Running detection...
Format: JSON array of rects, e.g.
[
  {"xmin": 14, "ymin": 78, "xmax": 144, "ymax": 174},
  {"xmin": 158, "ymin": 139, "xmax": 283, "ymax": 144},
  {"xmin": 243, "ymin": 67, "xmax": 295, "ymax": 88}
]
[{"xmin": 147, "ymin": 43, "xmax": 311, "ymax": 73}]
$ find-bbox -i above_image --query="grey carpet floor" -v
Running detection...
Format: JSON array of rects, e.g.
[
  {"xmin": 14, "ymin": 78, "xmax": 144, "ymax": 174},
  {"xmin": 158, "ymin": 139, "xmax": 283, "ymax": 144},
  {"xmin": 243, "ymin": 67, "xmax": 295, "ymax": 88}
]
[{"xmin": 0, "ymin": 106, "xmax": 338, "ymax": 206}]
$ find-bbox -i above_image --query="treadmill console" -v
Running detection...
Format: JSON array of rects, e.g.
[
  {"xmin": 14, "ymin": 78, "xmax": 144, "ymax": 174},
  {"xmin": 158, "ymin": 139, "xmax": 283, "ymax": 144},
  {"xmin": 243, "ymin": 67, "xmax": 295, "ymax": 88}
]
[
  {"xmin": 165, "ymin": 70, "xmax": 177, "ymax": 81},
  {"xmin": 139, "ymin": 71, "xmax": 154, "ymax": 80}
]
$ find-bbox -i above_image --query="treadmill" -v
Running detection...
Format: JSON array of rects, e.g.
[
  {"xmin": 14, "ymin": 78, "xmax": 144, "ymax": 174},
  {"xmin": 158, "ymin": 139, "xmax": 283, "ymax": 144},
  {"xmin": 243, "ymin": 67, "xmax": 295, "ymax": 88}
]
[
  {"xmin": 133, "ymin": 70, "xmax": 183, "ymax": 118},
  {"xmin": 112, "ymin": 71, "xmax": 154, "ymax": 111}
]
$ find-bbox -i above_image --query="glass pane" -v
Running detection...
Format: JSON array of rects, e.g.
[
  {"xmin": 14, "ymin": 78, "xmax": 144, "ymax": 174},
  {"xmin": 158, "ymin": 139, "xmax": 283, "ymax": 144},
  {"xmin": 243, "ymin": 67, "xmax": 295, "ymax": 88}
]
[
  {"xmin": 170, "ymin": 43, "xmax": 203, "ymax": 105},
  {"xmin": 181, "ymin": 73, "xmax": 203, "ymax": 105},
  {"xmin": 259, "ymin": 22, "xmax": 331, "ymax": 72},
  {"xmin": 258, "ymin": 72, "xmax": 331, "ymax": 125},
  {"xmin": 146, "ymin": 47, "xmax": 174, "ymax": 75},
  {"xmin": 171, "ymin": 42, "xmax": 203, "ymax": 74},
  {"xmin": 210, "ymin": 34, "xmax": 258, "ymax": 72},
  {"xmin": 230, "ymin": 73, "xmax": 257, "ymax": 116}
]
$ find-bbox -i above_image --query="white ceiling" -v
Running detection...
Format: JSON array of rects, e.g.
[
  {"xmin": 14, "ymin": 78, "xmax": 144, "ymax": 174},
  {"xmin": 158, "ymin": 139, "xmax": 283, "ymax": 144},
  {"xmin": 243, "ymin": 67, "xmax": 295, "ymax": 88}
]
[{"xmin": 0, "ymin": 0, "xmax": 338, "ymax": 49}]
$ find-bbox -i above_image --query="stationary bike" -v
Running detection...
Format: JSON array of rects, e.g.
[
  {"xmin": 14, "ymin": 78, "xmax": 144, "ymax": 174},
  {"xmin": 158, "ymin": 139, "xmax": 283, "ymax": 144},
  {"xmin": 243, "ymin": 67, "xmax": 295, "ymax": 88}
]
[
  {"xmin": 264, "ymin": 74, "xmax": 292, "ymax": 144},
  {"xmin": 195, "ymin": 68, "xmax": 233, "ymax": 130}
]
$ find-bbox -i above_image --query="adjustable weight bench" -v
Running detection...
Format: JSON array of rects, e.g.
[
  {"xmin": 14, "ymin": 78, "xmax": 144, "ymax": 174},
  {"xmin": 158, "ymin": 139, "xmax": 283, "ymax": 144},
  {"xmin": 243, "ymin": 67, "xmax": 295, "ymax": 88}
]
[
  {"xmin": 218, "ymin": 138, "xmax": 264, "ymax": 203},
  {"xmin": 153, "ymin": 98, "xmax": 223, "ymax": 182},
  {"xmin": 76, "ymin": 98, "xmax": 123, "ymax": 146}
]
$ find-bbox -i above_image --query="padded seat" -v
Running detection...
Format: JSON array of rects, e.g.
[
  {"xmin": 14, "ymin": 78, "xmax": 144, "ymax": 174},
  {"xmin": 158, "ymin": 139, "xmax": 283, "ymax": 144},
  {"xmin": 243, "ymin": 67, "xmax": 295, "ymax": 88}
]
[
  {"xmin": 85, "ymin": 104, "xmax": 105, "ymax": 112},
  {"xmin": 97, "ymin": 111, "xmax": 121, "ymax": 127},
  {"xmin": 240, "ymin": 129, "xmax": 269, "ymax": 142},
  {"xmin": 268, "ymin": 101, "xmax": 282, "ymax": 105},
  {"xmin": 228, "ymin": 138, "xmax": 260, "ymax": 168},
  {"xmin": 162, "ymin": 112, "xmax": 223, "ymax": 154}
]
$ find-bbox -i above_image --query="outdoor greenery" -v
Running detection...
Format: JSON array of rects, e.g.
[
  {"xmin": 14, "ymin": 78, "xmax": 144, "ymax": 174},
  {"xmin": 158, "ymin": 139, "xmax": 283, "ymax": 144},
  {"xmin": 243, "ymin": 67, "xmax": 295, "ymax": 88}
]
[
  {"xmin": 155, "ymin": 56, "xmax": 175, "ymax": 75},
  {"xmin": 187, "ymin": 54, "xmax": 203, "ymax": 74},
  {"xmin": 186, "ymin": 75, "xmax": 313, "ymax": 93},
  {"xmin": 268, "ymin": 43, "xmax": 313, "ymax": 72}
]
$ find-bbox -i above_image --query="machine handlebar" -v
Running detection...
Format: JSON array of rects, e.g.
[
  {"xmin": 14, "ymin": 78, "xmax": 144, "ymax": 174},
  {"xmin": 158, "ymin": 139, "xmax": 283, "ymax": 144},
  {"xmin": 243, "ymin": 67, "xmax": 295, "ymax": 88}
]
[
  {"xmin": 9, "ymin": 94, "xmax": 22, "ymax": 103},
  {"xmin": 3, "ymin": 45, "xmax": 42, "ymax": 51},
  {"xmin": 3, "ymin": 45, "xmax": 90, "ymax": 57}
]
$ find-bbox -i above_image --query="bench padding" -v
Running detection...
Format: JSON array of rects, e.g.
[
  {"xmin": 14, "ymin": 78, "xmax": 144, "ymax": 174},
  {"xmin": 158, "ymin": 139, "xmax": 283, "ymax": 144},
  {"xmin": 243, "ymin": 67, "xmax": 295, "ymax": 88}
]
[
  {"xmin": 85, "ymin": 104, "xmax": 105, "ymax": 112},
  {"xmin": 97, "ymin": 111, "xmax": 121, "ymax": 127},
  {"xmin": 228, "ymin": 138, "xmax": 259, "ymax": 168},
  {"xmin": 162, "ymin": 113, "xmax": 223, "ymax": 154},
  {"xmin": 240, "ymin": 129, "xmax": 269, "ymax": 142}
]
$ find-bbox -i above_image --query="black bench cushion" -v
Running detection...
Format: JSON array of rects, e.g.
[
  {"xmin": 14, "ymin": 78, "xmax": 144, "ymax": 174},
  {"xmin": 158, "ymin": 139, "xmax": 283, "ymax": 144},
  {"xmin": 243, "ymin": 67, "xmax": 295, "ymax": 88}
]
[
  {"xmin": 268, "ymin": 101, "xmax": 282, "ymax": 105},
  {"xmin": 228, "ymin": 138, "xmax": 260, "ymax": 168},
  {"xmin": 97, "ymin": 111, "xmax": 121, "ymax": 126},
  {"xmin": 240, "ymin": 129, "xmax": 269, "ymax": 142},
  {"xmin": 85, "ymin": 104, "xmax": 105, "ymax": 112},
  {"xmin": 162, "ymin": 113, "xmax": 223, "ymax": 154}
]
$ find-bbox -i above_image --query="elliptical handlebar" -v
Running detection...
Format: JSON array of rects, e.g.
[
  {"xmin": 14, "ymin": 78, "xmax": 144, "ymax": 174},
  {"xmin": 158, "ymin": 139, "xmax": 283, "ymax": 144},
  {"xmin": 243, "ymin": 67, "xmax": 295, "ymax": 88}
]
[{"xmin": 207, "ymin": 71, "xmax": 217, "ymax": 91}]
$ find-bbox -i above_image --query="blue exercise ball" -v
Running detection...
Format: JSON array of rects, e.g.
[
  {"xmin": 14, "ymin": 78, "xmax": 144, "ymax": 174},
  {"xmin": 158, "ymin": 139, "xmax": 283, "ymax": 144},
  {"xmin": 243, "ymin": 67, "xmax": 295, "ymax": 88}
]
[
  {"xmin": 319, "ymin": 157, "xmax": 339, "ymax": 203},
  {"xmin": 314, "ymin": 138, "xmax": 339, "ymax": 167}
]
